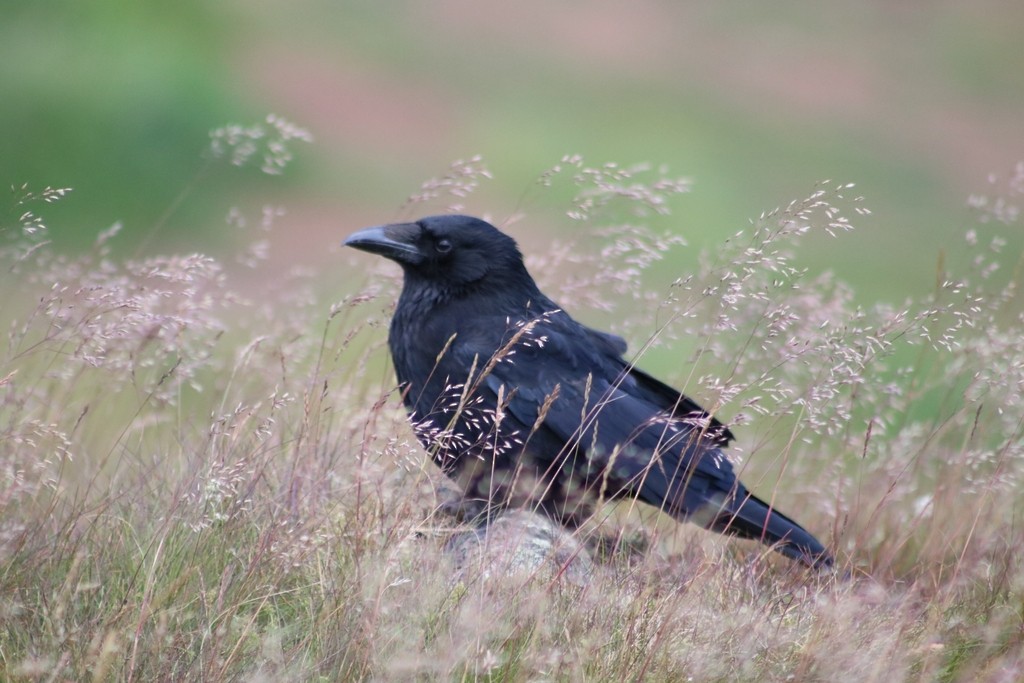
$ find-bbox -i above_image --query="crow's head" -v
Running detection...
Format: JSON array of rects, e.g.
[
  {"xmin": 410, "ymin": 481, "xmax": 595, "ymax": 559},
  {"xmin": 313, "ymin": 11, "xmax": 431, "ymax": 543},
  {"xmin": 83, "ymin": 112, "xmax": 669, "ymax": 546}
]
[{"xmin": 344, "ymin": 215, "xmax": 528, "ymax": 289}]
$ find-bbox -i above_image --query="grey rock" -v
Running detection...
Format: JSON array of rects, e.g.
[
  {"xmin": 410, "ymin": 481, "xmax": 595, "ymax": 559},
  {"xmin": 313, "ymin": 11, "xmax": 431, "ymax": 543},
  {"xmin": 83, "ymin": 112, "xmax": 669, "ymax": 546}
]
[{"xmin": 445, "ymin": 510, "xmax": 594, "ymax": 586}]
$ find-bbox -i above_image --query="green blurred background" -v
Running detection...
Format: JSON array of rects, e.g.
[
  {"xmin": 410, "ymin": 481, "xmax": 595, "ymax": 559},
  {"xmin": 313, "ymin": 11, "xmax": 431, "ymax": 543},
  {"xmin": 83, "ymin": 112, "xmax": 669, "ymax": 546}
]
[{"xmin": 3, "ymin": 0, "xmax": 1022, "ymax": 302}]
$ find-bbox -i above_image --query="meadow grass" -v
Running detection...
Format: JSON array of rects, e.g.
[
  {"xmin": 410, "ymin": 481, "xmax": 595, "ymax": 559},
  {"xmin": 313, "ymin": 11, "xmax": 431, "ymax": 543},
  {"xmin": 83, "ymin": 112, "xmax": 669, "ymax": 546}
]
[{"xmin": 1, "ymin": 158, "xmax": 1023, "ymax": 681}]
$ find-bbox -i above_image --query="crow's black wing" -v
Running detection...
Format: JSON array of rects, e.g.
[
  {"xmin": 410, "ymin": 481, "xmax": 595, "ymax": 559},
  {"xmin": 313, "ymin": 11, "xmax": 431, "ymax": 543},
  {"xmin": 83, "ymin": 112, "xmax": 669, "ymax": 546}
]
[{"xmin": 451, "ymin": 313, "xmax": 740, "ymax": 520}]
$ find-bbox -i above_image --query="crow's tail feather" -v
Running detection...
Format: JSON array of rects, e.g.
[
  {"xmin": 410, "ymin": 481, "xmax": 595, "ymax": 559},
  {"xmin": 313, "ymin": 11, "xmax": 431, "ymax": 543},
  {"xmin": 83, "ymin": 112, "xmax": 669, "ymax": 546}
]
[{"xmin": 711, "ymin": 489, "xmax": 833, "ymax": 570}]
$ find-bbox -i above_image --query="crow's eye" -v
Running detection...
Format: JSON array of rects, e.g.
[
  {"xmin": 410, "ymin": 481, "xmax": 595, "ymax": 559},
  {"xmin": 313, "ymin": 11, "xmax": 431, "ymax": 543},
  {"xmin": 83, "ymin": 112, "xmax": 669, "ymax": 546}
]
[{"xmin": 435, "ymin": 238, "xmax": 453, "ymax": 254}]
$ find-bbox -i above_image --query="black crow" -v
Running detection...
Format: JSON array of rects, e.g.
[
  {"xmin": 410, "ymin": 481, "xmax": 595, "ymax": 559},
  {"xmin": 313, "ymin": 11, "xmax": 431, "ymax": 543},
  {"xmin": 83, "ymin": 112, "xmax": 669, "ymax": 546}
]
[{"xmin": 345, "ymin": 215, "xmax": 833, "ymax": 569}]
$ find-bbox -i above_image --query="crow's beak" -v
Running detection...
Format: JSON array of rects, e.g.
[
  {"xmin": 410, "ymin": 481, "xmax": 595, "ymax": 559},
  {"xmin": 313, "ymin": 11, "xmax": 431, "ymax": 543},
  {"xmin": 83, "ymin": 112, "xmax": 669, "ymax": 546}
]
[{"xmin": 343, "ymin": 222, "xmax": 424, "ymax": 265}]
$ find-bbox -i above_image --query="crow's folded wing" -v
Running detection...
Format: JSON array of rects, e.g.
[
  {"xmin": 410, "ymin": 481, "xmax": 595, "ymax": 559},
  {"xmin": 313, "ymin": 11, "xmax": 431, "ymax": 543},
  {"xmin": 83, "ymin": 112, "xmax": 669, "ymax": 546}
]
[{"xmin": 453, "ymin": 317, "xmax": 741, "ymax": 517}]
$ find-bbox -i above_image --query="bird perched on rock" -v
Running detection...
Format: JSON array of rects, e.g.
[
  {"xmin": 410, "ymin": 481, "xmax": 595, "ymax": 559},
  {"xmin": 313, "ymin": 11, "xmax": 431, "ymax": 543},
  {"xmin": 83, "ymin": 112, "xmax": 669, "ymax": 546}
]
[{"xmin": 345, "ymin": 214, "xmax": 833, "ymax": 569}]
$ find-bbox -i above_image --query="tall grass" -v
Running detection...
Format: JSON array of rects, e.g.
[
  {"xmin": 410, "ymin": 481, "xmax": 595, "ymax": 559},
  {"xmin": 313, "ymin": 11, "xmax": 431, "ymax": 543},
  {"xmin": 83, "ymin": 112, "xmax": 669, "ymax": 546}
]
[{"xmin": 1, "ymin": 153, "xmax": 1022, "ymax": 681}]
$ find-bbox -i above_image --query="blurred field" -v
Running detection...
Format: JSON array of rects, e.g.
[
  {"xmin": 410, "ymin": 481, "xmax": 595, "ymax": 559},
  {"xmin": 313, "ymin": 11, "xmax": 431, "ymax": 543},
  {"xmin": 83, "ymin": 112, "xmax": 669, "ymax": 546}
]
[
  {"xmin": 4, "ymin": 1, "xmax": 1023, "ymax": 295},
  {"xmin": 2, "ymin": 2, "xmax": 1024, "ymax": 681}
]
